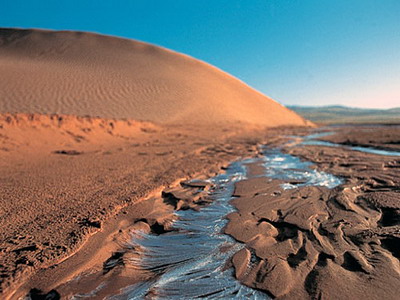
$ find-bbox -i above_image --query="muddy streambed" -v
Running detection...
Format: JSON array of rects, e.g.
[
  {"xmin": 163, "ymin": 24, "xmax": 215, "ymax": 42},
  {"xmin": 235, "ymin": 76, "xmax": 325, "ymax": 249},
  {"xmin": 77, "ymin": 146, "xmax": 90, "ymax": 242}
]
[
  {"xmin": 106, "ymin": 135, "xmax": 344, "ymax": 299},
  {"xmin": 69, "ymin": 131, "xmax": 398, "ymax": 299}
]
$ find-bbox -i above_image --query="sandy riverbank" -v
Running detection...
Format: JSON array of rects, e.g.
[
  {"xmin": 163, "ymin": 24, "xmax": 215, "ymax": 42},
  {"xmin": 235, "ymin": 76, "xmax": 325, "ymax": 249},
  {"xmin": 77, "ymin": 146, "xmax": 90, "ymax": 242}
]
[{"xmin": 1, "ymin": 113, "xmax": 303, "ymax": 298}]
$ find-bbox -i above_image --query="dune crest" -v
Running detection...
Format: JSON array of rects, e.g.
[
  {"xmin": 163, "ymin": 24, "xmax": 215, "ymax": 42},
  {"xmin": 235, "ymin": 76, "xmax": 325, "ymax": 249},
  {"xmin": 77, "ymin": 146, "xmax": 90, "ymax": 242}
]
[{"xmin": 0, "ymin": 28, "xmax": 307, "ymax": 126}]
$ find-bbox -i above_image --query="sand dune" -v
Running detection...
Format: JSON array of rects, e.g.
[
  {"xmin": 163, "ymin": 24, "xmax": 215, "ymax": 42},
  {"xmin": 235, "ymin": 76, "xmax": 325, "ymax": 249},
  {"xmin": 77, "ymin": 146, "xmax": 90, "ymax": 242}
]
[
  {"xmin": 0, "ymin": 28, "xmax": 311, "ymax": 298},
  {"xmin": 0, "ymin": 28, "xmax": 306, "ymax": 126}
]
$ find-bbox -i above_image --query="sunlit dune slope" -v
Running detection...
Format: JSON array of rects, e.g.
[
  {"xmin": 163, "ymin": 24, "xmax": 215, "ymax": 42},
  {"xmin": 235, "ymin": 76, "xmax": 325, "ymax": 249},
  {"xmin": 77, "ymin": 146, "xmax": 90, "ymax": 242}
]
[{"xmin": 0, "ymin": 28, "xmax": 307, "ymax": 126}]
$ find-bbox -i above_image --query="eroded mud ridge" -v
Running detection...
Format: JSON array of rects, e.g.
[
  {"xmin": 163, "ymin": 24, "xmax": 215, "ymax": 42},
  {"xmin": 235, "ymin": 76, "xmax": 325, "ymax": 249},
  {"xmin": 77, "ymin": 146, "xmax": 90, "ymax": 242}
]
[
  {"xmin": 25, "ymin": 127, "xmax": 399, "ymax": 299},
  {"xmin": 227, "ymin": 129, "xmax": 400, "ymax": 299},
  {"xmin": 114, "ymin": 161, "xmax": 267, "ymax": 299},
  {"xmin": 104, "ymin": 136, "xmax": 342, "ymax": 299},
  {"xmin": 320, "ymin": 125, "xmax": 400, "ymax": 152},
  {"xmin": 123, "ymin": 128, "xmax": 400, "ymax": 300}
]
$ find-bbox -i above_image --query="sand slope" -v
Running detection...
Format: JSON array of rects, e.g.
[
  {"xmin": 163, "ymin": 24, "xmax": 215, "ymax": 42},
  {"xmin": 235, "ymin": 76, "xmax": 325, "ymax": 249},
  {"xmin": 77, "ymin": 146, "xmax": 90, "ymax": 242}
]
[{"xmin": 0, "ymin": 28, "xmax": 306, "ymax": 126}]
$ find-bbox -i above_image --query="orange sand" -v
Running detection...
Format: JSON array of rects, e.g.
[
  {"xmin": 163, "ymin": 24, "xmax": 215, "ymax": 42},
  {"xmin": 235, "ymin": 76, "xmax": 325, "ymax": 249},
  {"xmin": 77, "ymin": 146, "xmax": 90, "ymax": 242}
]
[
  {"xmin": 0, "ymin": 28, "xmax": 310, "ymax": 298},
  {"xmin": 0, "ymin": 28, "xmax": 308, "ymax": 127}
]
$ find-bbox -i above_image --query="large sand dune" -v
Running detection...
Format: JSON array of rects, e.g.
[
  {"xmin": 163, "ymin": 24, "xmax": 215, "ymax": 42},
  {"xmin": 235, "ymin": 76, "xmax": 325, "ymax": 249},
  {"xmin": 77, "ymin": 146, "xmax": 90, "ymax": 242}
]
[
  {"xmin": 0, "ymin": 28, "xmax": 310, "ymax": 298},
  {"xmin": 0, "ymin": 28, "xmax": 306, "ymax": 126}
]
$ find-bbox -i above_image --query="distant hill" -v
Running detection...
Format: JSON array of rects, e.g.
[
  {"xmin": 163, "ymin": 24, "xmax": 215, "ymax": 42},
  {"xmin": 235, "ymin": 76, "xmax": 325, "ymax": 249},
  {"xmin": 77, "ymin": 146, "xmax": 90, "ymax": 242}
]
[{"xmin": 288, "ymin": 105, "xmax": 400, "ymax": 124}]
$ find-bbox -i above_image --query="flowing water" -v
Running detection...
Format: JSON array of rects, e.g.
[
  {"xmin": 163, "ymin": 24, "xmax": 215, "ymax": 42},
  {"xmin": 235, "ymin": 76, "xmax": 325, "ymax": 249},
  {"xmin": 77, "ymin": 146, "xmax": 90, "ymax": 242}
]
[
  {"xmin": 73, "ymin": 131, "xmax": 398, "ymax": 299},
  {"xmin": 301, "ymin": 139, "xmax": 400, "ymax": 156},
  {"xmin": 111, "ymin": 160, "xmax": 265, "ymax": 299},
  {"xmin": 110, "ymin": 136, "xmax": 343, "ymax": 299},
  {"xmin": 298, "ymin": 131, "xmax": 400, "ymax": 157}
]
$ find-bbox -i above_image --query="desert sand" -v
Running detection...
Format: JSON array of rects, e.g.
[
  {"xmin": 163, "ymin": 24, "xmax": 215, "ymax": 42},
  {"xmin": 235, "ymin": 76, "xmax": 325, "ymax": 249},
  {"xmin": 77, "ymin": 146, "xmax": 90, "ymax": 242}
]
[
  {"xmin": 3, "ymin": 28, "xmax": 397, "ymax": 300},
  {"xmin": 0, "ymin": 28, "xmax": 307, "ymax": 126},
  {"xmin": 0, "ymin": 28, "xmax": 309, "ymax": 298}
]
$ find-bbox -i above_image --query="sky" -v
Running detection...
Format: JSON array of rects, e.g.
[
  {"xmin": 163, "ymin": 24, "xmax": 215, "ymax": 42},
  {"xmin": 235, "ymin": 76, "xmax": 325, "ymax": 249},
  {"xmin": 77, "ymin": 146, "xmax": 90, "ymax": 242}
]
[{"xmin": 1, "ymin": 0, "xmax": 399, "ymax": 108}]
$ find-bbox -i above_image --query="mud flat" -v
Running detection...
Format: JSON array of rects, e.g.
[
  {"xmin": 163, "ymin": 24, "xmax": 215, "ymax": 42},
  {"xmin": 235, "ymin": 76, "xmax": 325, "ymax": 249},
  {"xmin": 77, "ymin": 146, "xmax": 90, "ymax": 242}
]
[
  {"xmin": 228, "ymin": 125, "xmax": 400, "ymax": 299},
  {"xmin": 39, "ymin": 125, "xmax": 400, "ymax": 300},
  {"xmin": 320, "ymin": 125, "xmax": 400, "ymax": 152},
  {"xmin": 6, "ymin": 123, "xmax": 400, "ymax": 299}
]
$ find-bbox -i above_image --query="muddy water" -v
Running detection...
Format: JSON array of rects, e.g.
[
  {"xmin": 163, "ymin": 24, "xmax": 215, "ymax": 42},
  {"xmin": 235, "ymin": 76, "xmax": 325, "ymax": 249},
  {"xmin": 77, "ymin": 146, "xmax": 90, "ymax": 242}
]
[{"xmin": 109, "ymin": 136, "xmax": 343, "ymax": 299}]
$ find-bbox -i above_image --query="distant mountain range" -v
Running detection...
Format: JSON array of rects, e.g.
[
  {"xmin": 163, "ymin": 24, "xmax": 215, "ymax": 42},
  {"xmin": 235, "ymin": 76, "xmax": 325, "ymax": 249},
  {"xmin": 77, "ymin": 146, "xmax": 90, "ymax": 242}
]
[{"xmin": 288, "ymin": 105, "xmax": 400, "ymax": 124}]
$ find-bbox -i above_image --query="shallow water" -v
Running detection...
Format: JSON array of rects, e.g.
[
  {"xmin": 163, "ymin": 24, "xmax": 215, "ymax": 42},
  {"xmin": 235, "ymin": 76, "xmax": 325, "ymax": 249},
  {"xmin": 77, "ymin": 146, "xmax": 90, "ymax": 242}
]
[
  {"xmin": 69, "ymin": 129, "xmax": 400, "ymax": 299},
  {"xmin": 109, "ymin": 139, "xmax": 342, "ymax": 299},
  {"xmin": 293, "ymin": 130, "xmax": 400, "ymax": 157},
  {"xmin": 112, "ymin": 161, "xmax": 267, "ymax": 299},
  {"xmin": 301, "ymin": 139, "xmax": 400, "ymax": 156},
  {"xmin": 261, "ymin": 148, "xmax": 342, "ymax": 189},
  {"xmin": 68, "ymin": 132, "xmax": 349, "ymax": 299}
]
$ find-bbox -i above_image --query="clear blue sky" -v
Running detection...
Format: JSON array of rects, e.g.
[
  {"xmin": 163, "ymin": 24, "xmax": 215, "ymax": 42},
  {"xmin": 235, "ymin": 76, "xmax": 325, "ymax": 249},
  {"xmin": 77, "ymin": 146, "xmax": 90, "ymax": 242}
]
[{"xmin": 1, "ymin": 0, "xmax": 399, "ymax": 108}]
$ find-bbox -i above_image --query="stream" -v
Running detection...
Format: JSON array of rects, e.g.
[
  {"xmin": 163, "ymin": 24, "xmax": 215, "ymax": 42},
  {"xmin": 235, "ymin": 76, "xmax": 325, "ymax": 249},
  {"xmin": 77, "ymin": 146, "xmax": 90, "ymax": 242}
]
[
  {"xmin": 108, "ymin": 134, "xmax": 344, "ymax": 299},
  {"xmin": 298, "ymin": 131, "xmax": 400, "ymax": 157},
  {"xmin": 72, "ymin": 130, "xmax": 398, "ymax": 299}
]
